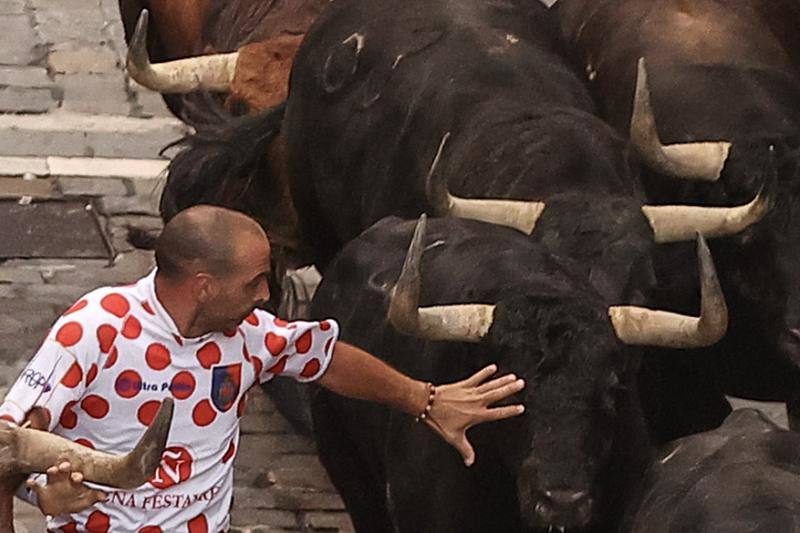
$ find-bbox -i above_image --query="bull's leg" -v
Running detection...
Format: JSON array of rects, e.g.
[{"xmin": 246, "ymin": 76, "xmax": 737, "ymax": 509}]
[{"xmin": 311, "ymin": 390, "xmax": 394, "ymax": 533}]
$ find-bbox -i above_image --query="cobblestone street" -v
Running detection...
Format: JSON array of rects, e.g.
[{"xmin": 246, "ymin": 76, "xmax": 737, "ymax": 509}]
[{"xmin": 1, "ymin": 1, "xmax": 351, "ymax": 531}]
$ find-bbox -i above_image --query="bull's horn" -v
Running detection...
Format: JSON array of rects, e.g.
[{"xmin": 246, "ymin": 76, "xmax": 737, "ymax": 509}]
[
  {"xmin": 642, "ymin": 177, "xmax": 773, "ymax": 243},
  {"xmin": 1, "ymin": 398, "xmax": 173, "ymax": 489},
  {"xmin": 609, "ymin": 235, "xmax": 727, "ymax": 347},
  {"xmin": 630, "ymin": 57, "xmax": 731, "ymax": 181},
  {"xmin": 127, "ymin": 10, "xmax": 238, "ymax": 93},
  {"xmin": 388, "ymin": 215, "xmax": 496, "ymax": 342},
  {"xmin": 426, "ymin": 133, "xmax": 546, "ymax": 234}
]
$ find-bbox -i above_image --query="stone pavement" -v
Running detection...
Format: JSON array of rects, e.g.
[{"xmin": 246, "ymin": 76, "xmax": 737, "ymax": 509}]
[{"xmin": 0, "ymin": 1, "xmax": 352, "ymax": 531}]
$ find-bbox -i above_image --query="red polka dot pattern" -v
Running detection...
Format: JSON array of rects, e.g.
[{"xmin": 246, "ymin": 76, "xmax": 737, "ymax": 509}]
[
  {"xmin": 86, "ymin": 509, "xmax": 110, "ymax": 532},
  {"xmin": 242, "ymin": 343, "xmax": 251, "ymax": 362},
  {"xmin": 196, "ymin": 342, "xmax": 221, "ymax": 369},
  {"xmin": 0, "ymin": 414, "xmax": 14, "ymax": 423},
  {"xmin": 173, "ymin": 334, "xmax": 184, "ymax": 346},
  {"xmin": 295, "ymin": 330, "xmax": 313, "ymax": 354},
  {"xmin": 222, "ymin": 440, "xmax": 236, "ymax": 463},
  {"xmin": 59, "ymin": 401, "xmax": 78, "ymax": 429},
  {"xmin": 300, "ymin": 358, "xmax": 321, "ymax": 378},
  {"xmin": 266, "ymin": 356, "xmax": 287, "ymax": 375},
  {"xmin": 137, "ymin": 400, "xmax": 161, "ymax": 426},
  {"xmin": 223, "ymin": 328, "xmax": 237, "ymax": 337},
  {"xmin": 86, "ymin": 364, "xmax": 99, "ymax": 387},
  {"xmin": 139, "ymin": 527, "xmax": 162, "ymax": 533},
  {"xmin": 245, "ymin": 313, "xmax": 259, "ymax": 326},
  {"xmin": 60, "ymin": 523, "xmax": 78, "ymax": 533},
  {"xmin": 56, "ymin": 322, "xmax": 83, "ymax": 347},
  {"xmin": 145, "ymin": 343, "xmax": 171, "ymax": 371},
  {"xmin": 122, "ymin": 315, "xmax": 142, "ymax": 339},
  {"xmin": 96, "ymin": 324, "xmax": 117, "ymax": 353},
  {"xmin": 63, "ymin": 299, "xmax": 88, "ymax": 316},
  {"xmin": 320, "ymin": 320, "xmax": 332, "ymax": 331},
  {"xmin": 266, "ymin": 332, "xmax": 287, "ymax": 356},
  {"xmin": 251, "ymin": 355, "xmax": 263, "ymax": 377},
  {"xmin": 61, "ymin": 362, "xmax": 83, "ymax": 388},
  {"xmin": 274, "ymin": 317, "xmax": 288, "ymax": 327},
  {"xmin": 187, "ymin": 514, "xmax": 208, "ymax": 533},
  {"xmin": 170, "ymin": 371, "xmax": 196, "ymax": 400},
  {"xmin": 101, "ymin": 293, "xmax": 129, "ymax": 318},
  {"xmin": 75, "ymin": 438, "xmax": 95, "ymax": 449},
  {"xmin": 141, "ymin": 301, "xmax": 155, "ymax": 315},
  {"xmin": 104, "ymin": 346, "xmax": 119, "ymax": 369},
  {"xmin": 81, "ymin": 395, "xmax": 109, "ymax": 419},
  {"xmin": 192, "ymin": 400, "xmax": 217, "ymax": 427},
  {"xmin": 115, "ymin": 370, "xmax": 142, "ymax": 399}
]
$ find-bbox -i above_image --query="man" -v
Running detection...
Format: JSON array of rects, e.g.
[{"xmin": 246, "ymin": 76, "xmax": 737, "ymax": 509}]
[{"xmin": 0, "ymin": 205, "xmax": 525, "ymax": 532}]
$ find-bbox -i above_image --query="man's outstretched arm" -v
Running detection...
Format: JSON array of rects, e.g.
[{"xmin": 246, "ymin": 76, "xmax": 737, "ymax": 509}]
[{"xmin": 317, "ymin": 341, "xmax": 525, "ymax": 466}]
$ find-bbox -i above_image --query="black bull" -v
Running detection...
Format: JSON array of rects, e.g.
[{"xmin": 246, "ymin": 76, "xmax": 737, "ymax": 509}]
[
  {"xmin": 311, "ymin": 215, "xmax": 727, "ymax": 532},
  {"xmin": 623, "ymin": 408, "xmax": 800, "ymax": 533},
  {"xmin": 554, "ymin": 0, "xmax": 800, "ymax": 437}
]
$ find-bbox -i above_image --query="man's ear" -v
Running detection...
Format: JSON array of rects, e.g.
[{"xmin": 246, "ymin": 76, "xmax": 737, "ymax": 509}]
[{"xmin": 193, "ymin": 273, "xmax": 217, "ymax": 303}]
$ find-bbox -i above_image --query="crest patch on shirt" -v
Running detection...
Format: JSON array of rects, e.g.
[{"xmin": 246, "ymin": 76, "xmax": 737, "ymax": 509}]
[{"xmin": 211, "ymin": 363, "xmax": 242, "ymax": 412}]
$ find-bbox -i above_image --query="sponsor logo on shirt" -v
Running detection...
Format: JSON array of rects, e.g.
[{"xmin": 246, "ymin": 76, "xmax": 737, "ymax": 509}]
[
  {"xmin": 115, "ymin": 375, "xmax": 193, "ymax": 395},
  {"xmin": 210, "ymin": 363, "xmax": 242, "ymax": 412},
  {"xmin": 21, "ymin": 369, "xmax": 52, "ymax": 392},
  {"xmin": 149, "ymin": 446, "xmax": 194, "ymax": 489}
]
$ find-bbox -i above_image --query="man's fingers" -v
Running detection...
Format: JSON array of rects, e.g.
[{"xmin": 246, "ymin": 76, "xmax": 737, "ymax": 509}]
[
  {"xmin": 475, "ymin": 373, "xmax": 518, "ymax": 394},
  {"xmin": 458, "ymin": 434, "xmax": 476, "ymax": 467},
  {"xmin": 481, "ymin": 404, "xmax": 526, "ymax": 422},
  {"xmin": 57, "ymin": 461, "xmax": 71, "ymax": 473},
  {"xmin": 480, "ymin": 378, "xmax": 525, "ymax": 404},
  {"xmin": 461, "ymin": 364, "xmax": 498, "ymax": 388},
  {"xmin": 70, "ymin": 472, "xmax": 84, "ymax": 485}
]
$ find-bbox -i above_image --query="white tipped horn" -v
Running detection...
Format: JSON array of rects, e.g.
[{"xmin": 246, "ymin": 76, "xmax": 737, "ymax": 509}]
[
  {"xmin": 126, "ymin": 10, "xmax": 239, "ymax": 93},
  {"xmin": 642, "ymin": 177, "xmax": 773, "ymax": 243},
  {"xmin": 388, "ymin": 215, "xmax": 496, "ymax": 342},
  {"xmin": 426, "ymin": 133, "xmax": 546, "ymax": 234},
  {"xmin": 609, "ymin": 235, "xmax": 727, "ymax": 348},
  {"xmin": 1, "ymin": 398, "xmax": 173, "ymax": 488},
  {"xmin": 630, "ymin": 57, "xmax": 731, "ymax": 181}
]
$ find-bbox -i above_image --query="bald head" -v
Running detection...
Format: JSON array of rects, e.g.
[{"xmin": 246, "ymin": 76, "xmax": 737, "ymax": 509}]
[{"xmin": 155, "ymin": 205, "xmax": 269, "ymax": 281}]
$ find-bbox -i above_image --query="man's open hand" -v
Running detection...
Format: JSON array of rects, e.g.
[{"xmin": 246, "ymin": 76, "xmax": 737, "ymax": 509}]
[
  {"xmin": 28, "ymin": 461, "xmax": 106, "ymax": 516},
  {"xmin": 425, "ymin": 364, "xmax": 525, "ymax": 467}
]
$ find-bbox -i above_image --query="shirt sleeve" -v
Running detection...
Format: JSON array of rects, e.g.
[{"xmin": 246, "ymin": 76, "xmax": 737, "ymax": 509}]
[
  {"xmin": 0, "ymin": 297, "xmax": 105, "ymax": 431},
  {"xmin": 242, "ymin": 310, "xmax": 340, "ymax": 384}
]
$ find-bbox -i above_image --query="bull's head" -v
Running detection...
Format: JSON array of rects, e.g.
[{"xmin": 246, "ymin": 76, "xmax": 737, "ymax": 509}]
[
  {"xmin": 388, "ymin": 216, "xmax": 727, "ymax": 529},
  {"xmin": 0, "ymin": 399, "xmax": 173, "ymax": 531}
]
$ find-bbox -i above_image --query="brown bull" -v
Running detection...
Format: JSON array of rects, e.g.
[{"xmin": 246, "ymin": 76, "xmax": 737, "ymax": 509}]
[
  {"xmin": 1, "ymin": 399, "xmax": 173, "ymax": 532},
  {"xmin": 119, "ymin": 0, "xmax": 327, "ymax": 118}
]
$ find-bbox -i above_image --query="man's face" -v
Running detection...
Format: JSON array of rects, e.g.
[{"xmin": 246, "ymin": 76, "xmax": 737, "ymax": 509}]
[{"xmin": 197, "ymin": 231, "xmax": 272, "ymax": 333}]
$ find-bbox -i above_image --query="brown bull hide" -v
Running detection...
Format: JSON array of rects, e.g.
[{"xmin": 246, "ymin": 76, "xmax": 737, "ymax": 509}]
[
  {"xmin": 228, "ymin": 35, "xmax": 305, "ymax": 112},
  {"xmin": 143, "ymin": 0, "xmax": 213, "ymax": 58}
]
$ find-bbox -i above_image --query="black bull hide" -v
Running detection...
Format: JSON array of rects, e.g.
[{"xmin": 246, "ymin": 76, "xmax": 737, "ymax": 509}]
[
  {"xmin": 623, "ymin": 408, "xmax": 800, "ymax": 533},
  {"xmin": 555, "ymin": 0, "xmax": 800, "ymax": 437},
  {"xmin": 310, "ymin": 216, "xmax": 651, "ymax": 532}
]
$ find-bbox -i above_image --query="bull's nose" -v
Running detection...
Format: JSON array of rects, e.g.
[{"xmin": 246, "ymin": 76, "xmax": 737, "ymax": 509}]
[{"xmin": 534, "ymin": 489, "xmax": 593, "ymax": 528}]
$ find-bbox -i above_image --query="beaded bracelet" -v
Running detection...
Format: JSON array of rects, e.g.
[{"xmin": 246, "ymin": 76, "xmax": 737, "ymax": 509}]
[{"xmin": 415, "ymin": 382, "xmax": 437, "ymax": 422}]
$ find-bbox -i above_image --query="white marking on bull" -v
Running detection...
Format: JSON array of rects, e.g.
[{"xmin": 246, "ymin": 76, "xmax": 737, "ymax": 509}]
[
  {"xmin": 506, "ymin": 34, "xmax": 520, "ymax": 44},
  {"xmin": 392, "ymin": 54, "xmax": 404, "ymax": 69},
  {"xmin": 343, "ymin": 33, "xmax": 365, "ymax": 53},
  {"xmin": 424, "ymin": 240, "xmax": 445, "ymax": 252},
  {"xmin": 660, "ymin": 444, "xmax": 682, "ymax": 464},
  {"xmin": 586, "ymin": 63, "xmax": 597, "ymax": 81},
  {"xmin": 429, "ymin": 132, "xmax": 451, "ymax": 180}
]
